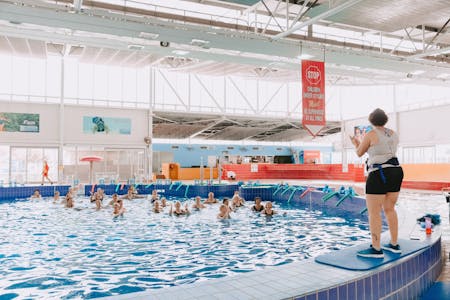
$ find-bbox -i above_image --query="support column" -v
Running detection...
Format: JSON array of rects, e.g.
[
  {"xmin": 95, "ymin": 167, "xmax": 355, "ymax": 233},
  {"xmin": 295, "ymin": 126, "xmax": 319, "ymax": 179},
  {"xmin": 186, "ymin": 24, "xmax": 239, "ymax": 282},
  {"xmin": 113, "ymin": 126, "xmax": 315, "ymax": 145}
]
[
  {"xmin": 392, "ymin": 84, "xmax": 399, "ymax": 134},
  {"xmin": 147, "ymin": 67, "xmax": 154, "ymax": 181},
  {"xmin": 147, "ymin": 110, "xmax": 153, "ymax": 181},
  {"xmin": 58, "ymin": 57, "xmax": 65, "ymax": 184},
  {"xmin": 339, "ymin": 88, "xmax": 348, "ymax": 172}
]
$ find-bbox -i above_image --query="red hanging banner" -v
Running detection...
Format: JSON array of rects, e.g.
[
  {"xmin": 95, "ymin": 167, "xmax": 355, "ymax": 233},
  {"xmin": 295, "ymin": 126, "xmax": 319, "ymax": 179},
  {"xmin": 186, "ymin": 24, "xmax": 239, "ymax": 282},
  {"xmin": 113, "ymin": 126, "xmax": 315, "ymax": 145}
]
[{"xmin": 301, "ymin": 60, "xmax": 326, "ymax": 137}]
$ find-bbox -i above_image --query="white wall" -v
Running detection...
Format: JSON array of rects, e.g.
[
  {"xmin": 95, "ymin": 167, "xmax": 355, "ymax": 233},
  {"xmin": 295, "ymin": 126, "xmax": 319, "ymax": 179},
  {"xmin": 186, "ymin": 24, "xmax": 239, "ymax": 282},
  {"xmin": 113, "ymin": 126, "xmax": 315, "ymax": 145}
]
[
  {"xmin": 0, "ymin": 102, "xmax": 59, "ymax": 146},
  {"xmin": 0, "ymin": 102, "xmax": 150, "ymax": 147},
  {"xmin": 341, "ymin": 104, "xmax": 450, "ymax": 149},
  {"xmin": 398, "ymin": 104, "xmax": 450, "ymax": 146},
  {"xmin": 63, "ymin": 105, "xmax": 149, "ymax": 146}
]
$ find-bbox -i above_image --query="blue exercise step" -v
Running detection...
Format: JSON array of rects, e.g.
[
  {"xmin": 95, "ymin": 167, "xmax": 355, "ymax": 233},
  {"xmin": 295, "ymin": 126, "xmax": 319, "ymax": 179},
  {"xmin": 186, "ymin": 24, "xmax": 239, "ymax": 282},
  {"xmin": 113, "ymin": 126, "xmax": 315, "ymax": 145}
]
[{"xmin": 315, "ymin": 238, "xmax": 429, "ymax": 271}]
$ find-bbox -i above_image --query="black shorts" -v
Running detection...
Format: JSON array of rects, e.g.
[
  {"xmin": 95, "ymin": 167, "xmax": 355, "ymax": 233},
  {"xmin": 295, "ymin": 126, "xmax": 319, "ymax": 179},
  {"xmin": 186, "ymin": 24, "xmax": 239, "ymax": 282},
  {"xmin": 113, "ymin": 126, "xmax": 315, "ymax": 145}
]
[{"xmin": 366, "ymin": 167, "xmax": 404, "ymax": 195}]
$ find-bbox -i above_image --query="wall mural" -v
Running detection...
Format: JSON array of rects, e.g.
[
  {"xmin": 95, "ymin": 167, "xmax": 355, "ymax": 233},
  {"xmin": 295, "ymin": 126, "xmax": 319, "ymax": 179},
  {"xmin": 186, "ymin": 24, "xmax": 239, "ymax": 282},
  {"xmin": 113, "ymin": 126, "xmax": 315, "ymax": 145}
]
[
  {"xmin": 83, "ymin": 116, "xmax": 131, "ymax": 135},
  {"xmin": 0, "ymin": 112, "xmax": 40, "ymax": 132}
]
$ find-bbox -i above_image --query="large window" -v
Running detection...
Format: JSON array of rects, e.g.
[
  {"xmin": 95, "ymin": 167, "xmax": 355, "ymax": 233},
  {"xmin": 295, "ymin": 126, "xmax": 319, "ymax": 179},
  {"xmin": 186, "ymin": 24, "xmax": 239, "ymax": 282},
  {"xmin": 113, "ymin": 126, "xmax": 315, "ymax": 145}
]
[
  {"xmin": 402, "ymin": 146, "xmax": 436, "ymax": 164},
  {"xmin": 2, "ymin": 53, "xmax": 450, "ymax": 121},
  {"xmin": 62, "ymin": 146, "xmax": 146, "ymax": 184},
  {"xmin": 0, "ymin": 146, "xmax": 9, "ymax": 184},
  {"xmin": 9, "ymin": 147, "xmax": 58, "ymax": 184}
]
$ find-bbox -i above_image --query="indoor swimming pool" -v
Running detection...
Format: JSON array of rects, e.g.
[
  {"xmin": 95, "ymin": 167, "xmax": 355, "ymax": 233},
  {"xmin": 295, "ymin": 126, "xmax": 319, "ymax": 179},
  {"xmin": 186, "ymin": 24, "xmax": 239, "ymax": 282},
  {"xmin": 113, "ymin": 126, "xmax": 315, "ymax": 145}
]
[{"xmin": 0, "ymin": 196, "xmax": 370, "ymax": 299}]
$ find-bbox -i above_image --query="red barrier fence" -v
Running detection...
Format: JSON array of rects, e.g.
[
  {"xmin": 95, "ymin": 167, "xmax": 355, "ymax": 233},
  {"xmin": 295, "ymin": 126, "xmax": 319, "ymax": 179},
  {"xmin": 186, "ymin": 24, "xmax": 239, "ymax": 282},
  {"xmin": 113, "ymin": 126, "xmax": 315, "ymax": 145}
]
[{"xmin": 222, "ymin": 164, "xmax": 365, "ymax": 182}]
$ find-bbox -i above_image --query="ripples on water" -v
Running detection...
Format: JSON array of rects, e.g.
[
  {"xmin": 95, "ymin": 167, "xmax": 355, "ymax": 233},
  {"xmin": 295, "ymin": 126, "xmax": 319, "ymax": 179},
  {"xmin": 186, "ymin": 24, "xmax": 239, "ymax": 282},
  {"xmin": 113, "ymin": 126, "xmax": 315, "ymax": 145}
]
[{"xmin": 0, "ymin": 197, "xmax": 370, "ymax": 299}]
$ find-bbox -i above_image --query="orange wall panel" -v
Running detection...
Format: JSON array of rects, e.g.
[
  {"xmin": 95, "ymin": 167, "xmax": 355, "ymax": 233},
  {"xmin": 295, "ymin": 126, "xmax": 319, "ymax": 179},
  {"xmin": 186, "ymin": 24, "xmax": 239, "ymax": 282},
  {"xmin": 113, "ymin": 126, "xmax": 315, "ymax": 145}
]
[
  {"xmin": 178, "ymin": 168, "xmax": 218, "ymax": 180},
  {"xmin": 402, "ymin": 164, "xmax": 450, "ymax": 182}
]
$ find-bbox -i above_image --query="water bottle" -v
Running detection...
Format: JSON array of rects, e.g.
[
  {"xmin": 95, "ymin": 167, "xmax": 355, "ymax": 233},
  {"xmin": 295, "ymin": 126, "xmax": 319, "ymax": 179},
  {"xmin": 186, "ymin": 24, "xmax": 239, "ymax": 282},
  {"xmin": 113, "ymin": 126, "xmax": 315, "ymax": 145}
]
[{"xmin": 425, "ymin": 217, "xmax": 432, "ymax": 235}]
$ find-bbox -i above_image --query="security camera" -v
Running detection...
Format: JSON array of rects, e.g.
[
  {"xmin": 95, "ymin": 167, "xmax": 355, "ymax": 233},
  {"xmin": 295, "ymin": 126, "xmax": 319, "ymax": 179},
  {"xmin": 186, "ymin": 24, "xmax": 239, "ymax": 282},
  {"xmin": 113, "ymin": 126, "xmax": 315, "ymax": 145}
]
[
  {"xmin": 160, "ymin": 41, "xmax": 170, "ymax": 47},
  {"xmin": 406, "ymin": 73, "xmax": 413, "ymax": 78}
]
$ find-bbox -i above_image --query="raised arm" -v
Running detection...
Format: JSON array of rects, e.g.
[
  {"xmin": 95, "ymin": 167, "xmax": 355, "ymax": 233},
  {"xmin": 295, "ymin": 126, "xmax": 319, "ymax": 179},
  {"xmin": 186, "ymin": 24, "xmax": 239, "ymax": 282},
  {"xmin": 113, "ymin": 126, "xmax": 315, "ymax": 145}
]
[{"xmin": 350, "ymin": 131, "xmax": 372, "ymax": 157}]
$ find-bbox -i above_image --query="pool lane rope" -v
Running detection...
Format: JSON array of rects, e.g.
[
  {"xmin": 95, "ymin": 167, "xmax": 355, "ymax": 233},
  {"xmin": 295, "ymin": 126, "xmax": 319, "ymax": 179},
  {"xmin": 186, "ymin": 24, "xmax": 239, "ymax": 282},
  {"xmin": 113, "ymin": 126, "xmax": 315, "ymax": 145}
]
[
  {"xmin": 322, "ymin": 191, "xmax": 339, "ymax": 202},
  {"xmin": 335, "ymin": 188, "xmax": 355, "ymax": 207},
  {"xmin": 184, "ymin": 185, "xmax": 190, "ymax": 198},
  {"xmin": 280, "ymin": 186, "xmax": 293, "ymax": 196},
  {"xmin": 169, "ymin": 181, "xmax": 181, "ymax": 190},
  {"xmin": 300, "ymin": 187, "xmax": 315, "ymax": 198},
  {"xmin": 335, "ymin": 192, "xmax": 352, "ymax": 207},
  {"xmin": 175, "ymin": 183, "xmax": 184, "ymax": 191},
  {"xmin": 272, "ymin": 184, "xmax": 283, "ymax": 196},
  {"xmin": 287, "ymin": 188, "xmax": 301, "ymax": 204}
]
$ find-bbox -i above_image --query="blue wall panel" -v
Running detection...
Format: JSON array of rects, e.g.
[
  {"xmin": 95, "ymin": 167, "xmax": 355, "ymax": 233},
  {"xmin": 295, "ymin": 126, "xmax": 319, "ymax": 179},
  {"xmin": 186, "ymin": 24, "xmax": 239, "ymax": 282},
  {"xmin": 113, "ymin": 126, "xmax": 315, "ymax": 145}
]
[{"xmin": 152, "ymin": 143, "xmax": 333, "ymax": 167}]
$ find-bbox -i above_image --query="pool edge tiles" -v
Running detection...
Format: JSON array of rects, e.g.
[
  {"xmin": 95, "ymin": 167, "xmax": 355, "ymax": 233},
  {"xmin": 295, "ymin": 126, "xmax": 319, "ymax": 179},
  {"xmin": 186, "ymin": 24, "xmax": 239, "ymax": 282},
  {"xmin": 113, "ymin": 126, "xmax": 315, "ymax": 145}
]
[{"xmin": 101, "ymin": 236, "xmax": 442, "ymax": 300}]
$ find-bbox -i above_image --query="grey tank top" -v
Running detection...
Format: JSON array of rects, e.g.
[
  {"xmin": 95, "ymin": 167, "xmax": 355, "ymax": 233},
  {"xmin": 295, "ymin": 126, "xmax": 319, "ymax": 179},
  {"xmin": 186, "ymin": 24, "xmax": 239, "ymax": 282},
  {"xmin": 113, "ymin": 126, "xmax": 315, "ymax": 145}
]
[{"xmin": 367, "ymin": 128, "xmax": 399, "ymax": 166}]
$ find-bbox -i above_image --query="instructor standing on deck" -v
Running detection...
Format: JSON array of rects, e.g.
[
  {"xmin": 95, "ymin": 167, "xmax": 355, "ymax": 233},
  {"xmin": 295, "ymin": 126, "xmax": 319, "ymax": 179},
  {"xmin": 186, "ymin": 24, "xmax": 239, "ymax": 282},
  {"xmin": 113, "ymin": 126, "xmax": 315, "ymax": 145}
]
[{"xmin": 350, "ymin": 108, "xmax": 404, "ymax": 258}]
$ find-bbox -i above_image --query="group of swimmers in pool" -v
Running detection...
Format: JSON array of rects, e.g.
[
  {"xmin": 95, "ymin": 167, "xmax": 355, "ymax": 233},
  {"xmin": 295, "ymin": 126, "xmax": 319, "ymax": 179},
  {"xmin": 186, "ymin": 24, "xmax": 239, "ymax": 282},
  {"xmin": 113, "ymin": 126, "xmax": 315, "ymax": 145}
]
[{"xmin": 30, "ymin": 187, "xmax": 277, "ymax": 219}]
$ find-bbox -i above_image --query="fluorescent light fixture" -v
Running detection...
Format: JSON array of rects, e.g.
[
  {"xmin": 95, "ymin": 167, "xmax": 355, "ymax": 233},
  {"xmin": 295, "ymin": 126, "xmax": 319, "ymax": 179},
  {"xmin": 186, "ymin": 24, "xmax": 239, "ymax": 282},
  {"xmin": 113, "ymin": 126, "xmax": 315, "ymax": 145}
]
[
  {"xmin": 139, "ymin": 32, "xmax": 159, "ymax": 39},
  {"xmin": 269, "ymin": 62, "xmax": 286, "ymax": 67},
  {"xmin": 127, "ymin": 44, "xmax": 144, "ymax": 50},
  {"xmin": 297, "ymin": 54, "xmax": 314, "ymax": 60},
  {"xmin": 410, "ymin": 70, "xmax": 425, "ymax": 75},
  {"xmin": 172, "ymin": 50, "xmax": 190, "ymax": 56},
  {"xmin": 190, "ymin": 39, "xmax": 210, "ymax": 48},
  {"xmin": 437, "ymin": 73, "xmax": 450, "ymax": 79}
]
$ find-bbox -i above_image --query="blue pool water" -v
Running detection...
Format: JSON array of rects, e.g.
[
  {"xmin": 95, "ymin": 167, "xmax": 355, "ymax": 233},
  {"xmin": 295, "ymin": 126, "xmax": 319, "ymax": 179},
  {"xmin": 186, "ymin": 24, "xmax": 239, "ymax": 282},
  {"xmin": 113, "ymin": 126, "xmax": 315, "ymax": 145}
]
[{"xmin": 0, "ymin": 197, "xmax": 370, "ymax": 299}]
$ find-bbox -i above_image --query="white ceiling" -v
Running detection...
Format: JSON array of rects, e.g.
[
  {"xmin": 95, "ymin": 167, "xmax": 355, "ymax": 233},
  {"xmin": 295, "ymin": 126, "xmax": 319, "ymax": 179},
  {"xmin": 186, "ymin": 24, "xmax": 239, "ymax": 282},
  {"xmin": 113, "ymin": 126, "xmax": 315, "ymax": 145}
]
[{"xmin": 0, "ymin": 0, "xmax": 448, "ymax": 85}]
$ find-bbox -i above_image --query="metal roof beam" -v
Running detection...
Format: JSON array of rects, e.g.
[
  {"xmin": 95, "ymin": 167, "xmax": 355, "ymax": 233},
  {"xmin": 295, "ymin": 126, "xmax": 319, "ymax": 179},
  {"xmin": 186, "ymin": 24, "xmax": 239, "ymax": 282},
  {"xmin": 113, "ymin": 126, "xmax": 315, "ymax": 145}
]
[
  {"xmin": 261, "ymin": 0, "xmax": 284, "ymax": 34},
  {"xmin": 189, "ymin": 118, "xmax": 224, "ymax": 139},
  {"xmin": 407, "ymin": 46, "xmax": 450, "ymax": 60},
  {"xmin": 425, "ymin": 17, "xmax": 450, "ymax": 51},
  {"xmin": 272, "ymin": 0, "xmax": 366, "ymax": 40}
]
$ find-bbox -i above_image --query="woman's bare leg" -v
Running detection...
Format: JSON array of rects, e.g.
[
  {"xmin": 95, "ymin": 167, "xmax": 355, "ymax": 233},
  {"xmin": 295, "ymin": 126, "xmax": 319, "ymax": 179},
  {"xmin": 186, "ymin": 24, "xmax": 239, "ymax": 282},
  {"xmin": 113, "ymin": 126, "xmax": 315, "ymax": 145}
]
[
  {"xmin": 382, "ymin": 192, "xmax": 400, "ymax": 245},
  {"xmin": 366, "ymin": 194, "xmax": 385, "ymax": 250}
]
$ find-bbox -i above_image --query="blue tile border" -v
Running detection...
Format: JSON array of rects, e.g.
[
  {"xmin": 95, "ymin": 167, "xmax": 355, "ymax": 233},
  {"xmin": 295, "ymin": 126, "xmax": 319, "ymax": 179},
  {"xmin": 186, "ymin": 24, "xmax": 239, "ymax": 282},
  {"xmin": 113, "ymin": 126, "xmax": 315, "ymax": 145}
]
[{"xmin": 0, "ymin": 185, "xmax": 71, "ymax": 202}]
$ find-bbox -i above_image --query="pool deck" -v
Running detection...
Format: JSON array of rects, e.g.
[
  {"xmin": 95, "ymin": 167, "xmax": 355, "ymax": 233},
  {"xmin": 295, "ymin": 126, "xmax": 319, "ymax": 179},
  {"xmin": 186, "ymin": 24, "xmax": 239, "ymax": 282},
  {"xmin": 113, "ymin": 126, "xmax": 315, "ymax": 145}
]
[
  {"xmin": 107, "ymin": 257, "xmax": 369, "ymax": 300},
  {"xmin": 103, "ymin": 187, "xmax": 447, "ymax": 300}
]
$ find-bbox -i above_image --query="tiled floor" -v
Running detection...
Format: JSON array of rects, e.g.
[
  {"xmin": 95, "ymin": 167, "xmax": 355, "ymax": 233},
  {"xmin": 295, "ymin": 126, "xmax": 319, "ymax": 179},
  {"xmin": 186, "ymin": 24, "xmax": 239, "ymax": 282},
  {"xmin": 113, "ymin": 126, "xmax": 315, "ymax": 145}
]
[{"xmin": 102, "ymin": 186, "xmax": 449, "ymax": 300}]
